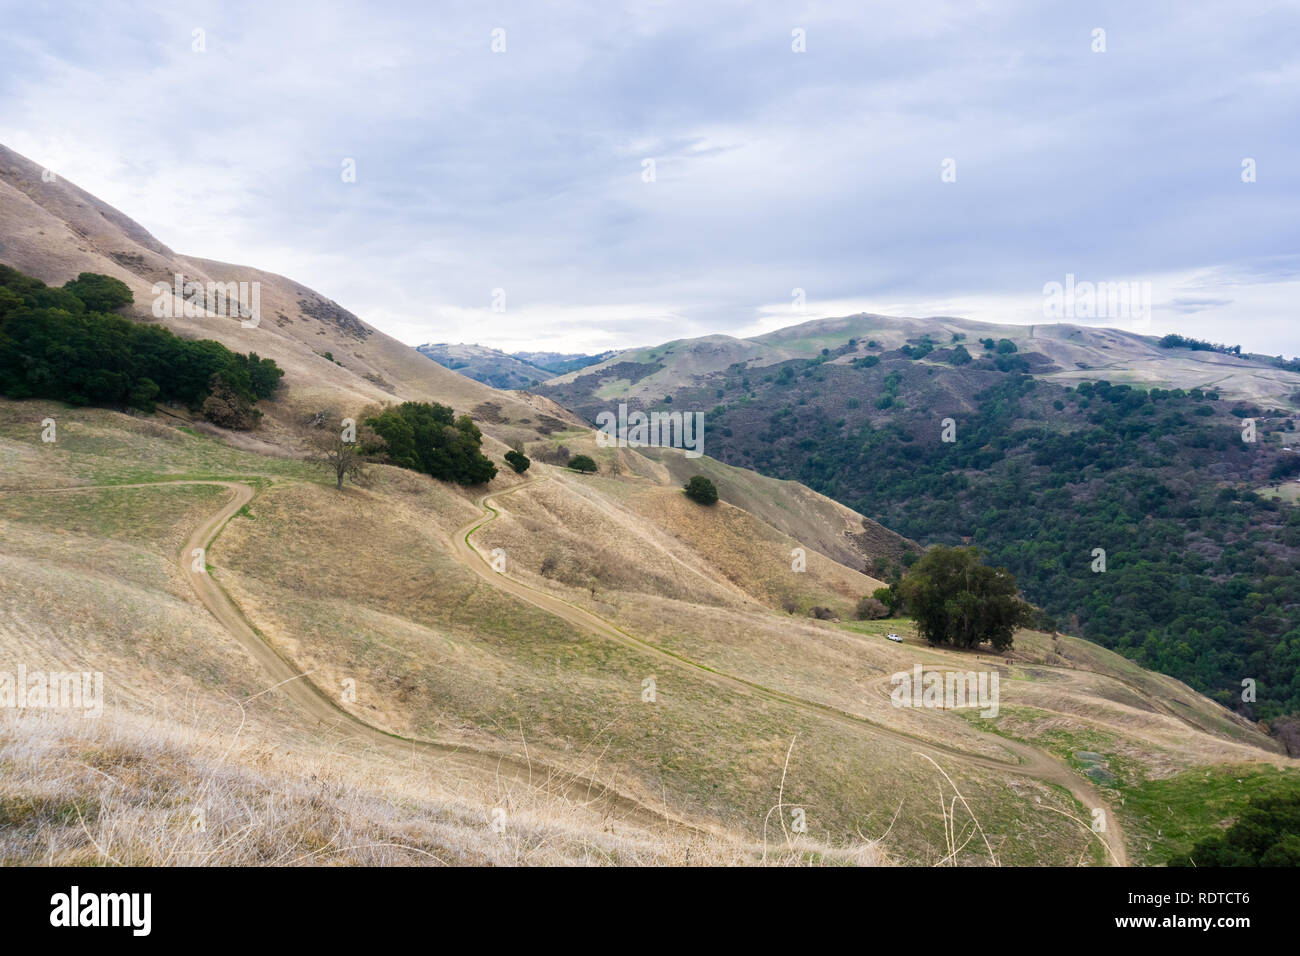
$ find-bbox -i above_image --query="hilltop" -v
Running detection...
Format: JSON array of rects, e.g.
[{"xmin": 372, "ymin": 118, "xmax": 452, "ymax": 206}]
[{"xmin": 541, "ymin": 314, "xmax": 1300, "ymax": 412}]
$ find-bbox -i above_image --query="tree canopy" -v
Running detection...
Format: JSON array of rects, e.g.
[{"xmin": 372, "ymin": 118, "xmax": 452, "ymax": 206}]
[
  {"xmin": 1172, "ymin": 793, "xmax": 1300, "ymax": 866},
  {"xmin": 896, "ymin": 545, "xmax": 1032, "ymax": 650},
  {"xmin": 0, "ymin": 264, "xmax": 281, "ymax": 427},
  {"xmin": 61, "ymin": 272, "xmax": 133, "ymax": 313},
  {"xmin": 365, "ymin": 401, "xmax": 497, "ymax": 485},
  {"xmin": 684, "ymin": 475, "xmax": 718, "ymax": 504}
]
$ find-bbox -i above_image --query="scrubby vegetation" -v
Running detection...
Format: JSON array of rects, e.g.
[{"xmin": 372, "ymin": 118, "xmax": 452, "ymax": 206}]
[
  {"xmin": 854, "ymin": 595, "xmax": 889, "ymax": 620},
  {"xmin": 0, "ymin": 265, "xmax": 282, "ymax": 428},
  {"xmin": 504, "ymin": 449, "xmax": 531, "ymax": 474}
]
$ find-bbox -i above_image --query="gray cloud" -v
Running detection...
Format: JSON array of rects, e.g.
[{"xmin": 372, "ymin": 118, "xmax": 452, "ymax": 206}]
[{"xmin": 2, "ymin": 0, "xmax": 1296, "ymax": 355}]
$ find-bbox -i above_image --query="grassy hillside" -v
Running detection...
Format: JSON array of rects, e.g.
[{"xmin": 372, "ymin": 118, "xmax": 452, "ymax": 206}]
[
  {"xmin": 0, "ymin": 143, "xmax": 583, "ymax": 456},
  {"xmin": 542, "ymin": 332, "xmax": 1300, "ymax": 722},
  {"xmin": 543, "ymin": 313, "xmax": 1300, "ymax": 410},
  {"xmin": 2, "ymin": 397, "xmax": 1293, "ymax": 866}
]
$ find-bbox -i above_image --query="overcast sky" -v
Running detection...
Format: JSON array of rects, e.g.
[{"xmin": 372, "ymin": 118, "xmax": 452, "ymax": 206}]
[{"xmin": 2, "ymin": 0, "xmax": 1297, "ymax": 356}]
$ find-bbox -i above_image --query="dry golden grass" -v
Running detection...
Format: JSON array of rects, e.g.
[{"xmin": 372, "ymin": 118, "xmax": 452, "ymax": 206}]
[
  {"xmin": 2, "ymin": 399, "xmax": 1285, "ymax": 867},
  {"xmin": 206, "ymin": 475, "xmax": 1109, "ymax": 863},
  {"xmin": 6, "ymin": 151, "xmax": 1291, "ymax": 866},
  {"xmin": 0, "ymin": 426, "xmax": 900, "ymax": 865},
  {"xmin": 477, "ymin": 470, "xmax": 880, "ymax": 617},
  {"xmin": 2, "ymin": 710, "xmax": 895, "ymax": 866}
]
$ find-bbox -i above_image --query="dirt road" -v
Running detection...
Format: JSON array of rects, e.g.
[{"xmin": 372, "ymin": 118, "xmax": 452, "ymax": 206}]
[
  {"xmin": 26, "ymin": 480, "xmax": 706, "ymax": 837},
  {"xmin": 28, "ymin": 476, "xmax": 1128, "ymax": 863},
  {"xmin": 456, "ymin": 477, "xmax": 1129, "ymax": 866}
]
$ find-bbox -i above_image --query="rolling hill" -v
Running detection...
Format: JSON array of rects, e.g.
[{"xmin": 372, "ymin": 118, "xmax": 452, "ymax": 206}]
[
  {"xmin": 1, "ymin": 142, "xmax": 1295, "ymax": 866},
  {"xmin": 541, "ymin": 314, "xmax": 1300, "ymax": 411},
  {"xmin": 538, "ymin": 320, "xmax": 1300, "ymax": 726}
]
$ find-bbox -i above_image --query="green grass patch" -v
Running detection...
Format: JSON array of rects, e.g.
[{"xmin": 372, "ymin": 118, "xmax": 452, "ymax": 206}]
[{"xmin": 1119, "ymin": 764, "xmax": 1300, "ymax": 866}]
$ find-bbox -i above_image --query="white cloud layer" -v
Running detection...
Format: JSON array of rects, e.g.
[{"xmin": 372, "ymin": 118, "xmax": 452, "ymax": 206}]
[{"xmin": 2, "ymin": 0, "xmax": 1296, "ymax": 356}]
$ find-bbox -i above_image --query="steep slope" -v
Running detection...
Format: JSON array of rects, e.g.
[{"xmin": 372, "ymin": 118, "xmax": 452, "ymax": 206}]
[
  {"xmin": 0, "ymin": 141, "xmax": 910, "ymax": 606},
  {"xmin": 0, "ymin": 143, "xmax": 582, "ymax": 453},
  {"xmin": 0, "ymin": 143, "xmax": 893, "ymax": 569}
]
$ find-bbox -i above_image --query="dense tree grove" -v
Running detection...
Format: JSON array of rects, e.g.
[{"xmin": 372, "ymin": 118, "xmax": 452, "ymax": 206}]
[
  {"xmin": 365, "ymin": 401, "xmax": 497, "ymax": 485},
  {"xmin": 0, "ymin": 265, "xmax": 281, "ymax": 427},
  {"xmin": 788, "ymin": 377, "xmax": 1300, "ymax": 716},
  {"xmin": 1158, "ymin": 333, "xmax": 1241, "ymax": 356}
]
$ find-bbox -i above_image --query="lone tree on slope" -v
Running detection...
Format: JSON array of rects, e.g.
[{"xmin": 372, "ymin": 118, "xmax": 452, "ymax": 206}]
[
  {"xmin": 896, "ymin": 545, "xmax": 1032, "ymax": 651},
  {"xmin": 684, "ymin": 475, "xmax": 718, "ymax": 505},
  {"xmin": 308, "ymin": 414, "xmax": 380, "ymax": 490}
]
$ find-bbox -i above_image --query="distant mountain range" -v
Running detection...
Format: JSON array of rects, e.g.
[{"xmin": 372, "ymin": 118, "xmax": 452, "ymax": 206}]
[{"xmin": 416, "ymin": 342, "xmax": 611, "ymax": 390}]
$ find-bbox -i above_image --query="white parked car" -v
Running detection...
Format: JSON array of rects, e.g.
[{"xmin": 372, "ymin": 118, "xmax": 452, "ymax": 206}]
[{"xmin": 887, "ymin": 633, "xmax": 903, "ymax": 643}]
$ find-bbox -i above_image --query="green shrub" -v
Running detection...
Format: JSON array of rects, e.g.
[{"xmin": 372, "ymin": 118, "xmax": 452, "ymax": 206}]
[
  {"xmin": 61, "ymin": 273, "xmax": 133, "ymax": 312},
  {"xmin": 684, "ymin": 475, "xmax": 718, "ymax": 504},
  {"xmin": 896, "ymin": 545, "xmax": 1033, "ymax": 650}
]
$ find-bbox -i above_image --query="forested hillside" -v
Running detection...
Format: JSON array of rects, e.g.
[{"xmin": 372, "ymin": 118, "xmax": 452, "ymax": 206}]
[{"xmin": 548, "ymin": 341, "xmax": 1300, "ymax": 721}]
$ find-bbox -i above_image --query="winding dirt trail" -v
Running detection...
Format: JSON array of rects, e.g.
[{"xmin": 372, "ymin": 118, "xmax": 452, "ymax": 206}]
[
  {"xmin": 24, "ymin": 480, "xmax": 707, "ymax": 837},
  {"xmin": 26, "ymin": 476, "xmax": 1129, "ymax": 863},
  {"xmin": 457, "ymin": 476, "xmax": 1130, "ymax": 866}
]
